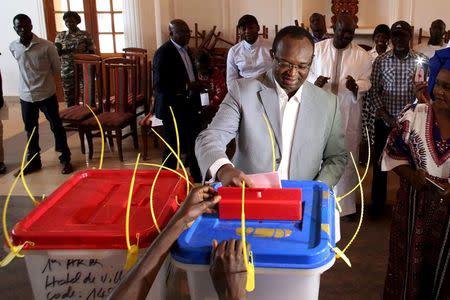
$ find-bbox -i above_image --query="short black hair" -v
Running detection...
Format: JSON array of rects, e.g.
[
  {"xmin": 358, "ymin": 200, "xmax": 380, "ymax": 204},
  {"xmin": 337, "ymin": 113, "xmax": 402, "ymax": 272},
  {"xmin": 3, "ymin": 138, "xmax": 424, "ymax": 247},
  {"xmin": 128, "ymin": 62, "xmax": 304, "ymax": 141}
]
[
  {"xmin": 63, "ymin": 11, "xmax": 81, "ymax": 24},
  {"xmin": 431, "ymin": 19, "xmax": 446, "ymax": 29},
  {"xmin": 237, "ymin": 14, "xmax": 258, "ymax": 29},
  {"xmin": 13, "ymin": 14, "xmax": 31, "ymax": 25},
  {"xmin": 272, "ymin": 26, "xmax": 314, "ymax": 53},
  {"xmin": 373, "ymin": 24, "xmax": 390, "ymax": 39},
  {"xmin": 195, "ymin": 49, "xmax": 211, "ymax": 65}
]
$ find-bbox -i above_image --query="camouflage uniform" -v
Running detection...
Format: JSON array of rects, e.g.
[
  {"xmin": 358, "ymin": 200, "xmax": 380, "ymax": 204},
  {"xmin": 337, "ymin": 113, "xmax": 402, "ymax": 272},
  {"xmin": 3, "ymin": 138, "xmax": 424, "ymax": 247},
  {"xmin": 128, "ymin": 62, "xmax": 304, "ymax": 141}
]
[{"xmin": 55, "ymin": 30, "xmax": 95, "ymax": 107}]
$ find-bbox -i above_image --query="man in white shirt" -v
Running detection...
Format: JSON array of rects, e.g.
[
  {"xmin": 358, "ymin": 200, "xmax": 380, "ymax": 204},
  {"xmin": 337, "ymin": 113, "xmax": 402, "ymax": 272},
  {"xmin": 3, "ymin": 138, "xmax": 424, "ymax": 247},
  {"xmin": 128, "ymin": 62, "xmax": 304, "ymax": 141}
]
[
  {"xmin": 226, "ymin": 15, "xmax": 272, "ymax": 88},
  {"xmin": 9, "ymin": 14, "xmax": 72, "ymax": 175},
  {"xmin": 415, "ymin": 19, "xmax": 447, "ymax": 58},
  {"xmin": 307, "ymin": 14, "xmax": 372, "ymax": 218},
  {"xmin": 196, "ymin": 26, "xmax": 347, "ymax": 189}
]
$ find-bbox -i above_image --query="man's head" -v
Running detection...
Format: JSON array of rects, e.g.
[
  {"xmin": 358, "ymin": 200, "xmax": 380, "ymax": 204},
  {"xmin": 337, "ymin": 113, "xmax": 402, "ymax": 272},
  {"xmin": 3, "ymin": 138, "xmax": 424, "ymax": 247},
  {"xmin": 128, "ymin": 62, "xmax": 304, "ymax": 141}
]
[
  {"xmin": 390, "ymin": 20, "xmax": 412, "ymax": 53},
  {"xmin": 309, "ymin": 13, "xmax": 327, "ymax": 38},
  {"xmin": 63, "ymin": 11, "xmax": 81, "ymax": 32},
  {"xmin": 169, "ymin": 19, "xmax": 190, "ymax": 47},
  {"xmin": 237, "ymin": 14, "xmax": 259, "ymax": 45},
  {"xmin": 194, "ymin": 49, "xmax": 211, "ymax": 75},
  {"xmin": 429, "ymin": 19, "xmax": 446, "ymax": 44},
  {"xmin": 271, "ymin": 26, "xmax": 314, "ymax": 97},
  {"xmin": 13, "ymin": 14, "xmax": 33, "ymax": 42},
  {"xmin": 332, "ymin": 14, "xmax": 356, "ymax": 49},
  {"xmin": 373, "ymin": 24, "xmax": 390, "ymax": 46}
]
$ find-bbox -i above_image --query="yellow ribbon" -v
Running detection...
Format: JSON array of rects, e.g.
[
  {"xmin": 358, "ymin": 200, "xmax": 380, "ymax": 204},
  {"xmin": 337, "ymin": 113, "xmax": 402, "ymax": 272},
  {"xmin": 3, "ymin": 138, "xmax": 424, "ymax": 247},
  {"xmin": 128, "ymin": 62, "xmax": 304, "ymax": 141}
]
[
  {"xmin": 262, "ymin": 113, "xmax": 276, "ymax": 172},
  {"xmin": 18, "ymin": 127, "xmax": 40, "ymax": 206},
  {"xmin": 151, "ymin": 128, "xmax": 191, "ymax": 195},
  {"xmin": 86, "ymin": 105, "xmax": 104, "ymax": 170},
  {"xmin": 149, "ymin": 154, "xmax": 173, "ymax": 234},
  {"xmin": 125, "ymin": 162, "xmax": 193, "ymax": 187},
  {"xmin": 169, "ymin": 106, "xmax": 181, "ymax": 170},
  {"xmin": 241, "ymin": 181, "xmax": 255, "ymax": 292},
  {"xmin": 124, "ymin": 154, "xmax": 140, "ymax": 270}
]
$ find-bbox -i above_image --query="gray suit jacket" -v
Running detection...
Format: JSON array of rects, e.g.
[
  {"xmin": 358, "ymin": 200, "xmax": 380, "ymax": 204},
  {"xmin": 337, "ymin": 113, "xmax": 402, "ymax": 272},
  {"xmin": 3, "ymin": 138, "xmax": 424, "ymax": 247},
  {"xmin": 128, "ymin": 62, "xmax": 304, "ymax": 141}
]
[{"xmin": 195, "ymin": 70, "xmax": 348, "ymax": 187}]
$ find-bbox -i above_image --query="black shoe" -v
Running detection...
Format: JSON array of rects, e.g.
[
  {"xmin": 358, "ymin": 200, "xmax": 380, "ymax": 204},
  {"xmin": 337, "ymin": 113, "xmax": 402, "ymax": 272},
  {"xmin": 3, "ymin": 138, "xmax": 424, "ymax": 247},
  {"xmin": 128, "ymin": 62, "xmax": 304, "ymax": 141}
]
[
  {"xmin": 0, "ymin": 162, "xmax": 6, "ymax": 174},
  {"xmin": 341, "ymin": 213, "xmax": 358, "ymax": 222},
  {"xmin": 61, "ymin": 162, "xmax": 73, "ymax": 174},
  {"xmin": 14, "ymin": 162, "xmax": 42, "ymax": 177}
]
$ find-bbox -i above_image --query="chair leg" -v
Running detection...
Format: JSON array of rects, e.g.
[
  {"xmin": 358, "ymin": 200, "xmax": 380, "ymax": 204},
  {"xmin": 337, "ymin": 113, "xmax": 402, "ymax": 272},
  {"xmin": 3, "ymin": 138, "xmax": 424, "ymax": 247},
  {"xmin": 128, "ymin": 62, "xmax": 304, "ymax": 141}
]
[
  {"xmin": 116, "ymin": 129, "xmax": 123, "ymax": 161},
  {"xmin": 131, "ymin": 121, "xmax": 139, "ymax": 149},
  {"xmin": 107, "ymin": 130, "xmax": 114, "ymax": 150},
  {"xmin": 78, "ymin": 127, "xmax": 85, "ymax": 154},
  {"xmin": 141, "ymin": 125, "xmax": 148, "ymax": 160},
  {"xmin": 87, "ymin": 130, "xmax": 94, "ymax": 160}
]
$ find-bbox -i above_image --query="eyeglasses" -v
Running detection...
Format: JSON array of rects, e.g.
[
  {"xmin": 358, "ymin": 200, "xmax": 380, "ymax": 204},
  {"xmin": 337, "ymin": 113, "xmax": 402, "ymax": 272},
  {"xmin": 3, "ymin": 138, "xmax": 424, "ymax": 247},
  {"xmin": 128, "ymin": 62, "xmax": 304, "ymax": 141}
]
[{"xmin": 274, "ymin": 56, "xmax": 311, "ymax": 72}]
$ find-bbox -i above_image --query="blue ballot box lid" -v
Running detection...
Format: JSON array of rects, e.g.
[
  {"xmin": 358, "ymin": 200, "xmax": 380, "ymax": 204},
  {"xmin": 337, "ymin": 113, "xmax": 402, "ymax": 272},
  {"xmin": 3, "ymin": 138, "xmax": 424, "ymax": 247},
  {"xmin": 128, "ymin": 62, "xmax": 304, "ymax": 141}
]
[{"xmin": 171, "ymin": 180, "xmax": 336, "ymax": 269}]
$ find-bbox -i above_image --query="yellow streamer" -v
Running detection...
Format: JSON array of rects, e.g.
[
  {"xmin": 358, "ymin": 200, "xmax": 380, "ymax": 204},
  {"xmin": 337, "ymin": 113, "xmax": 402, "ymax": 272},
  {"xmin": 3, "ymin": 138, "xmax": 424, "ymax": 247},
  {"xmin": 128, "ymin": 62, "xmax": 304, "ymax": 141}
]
[
  {"xmin": 169, "ymin": 106, "xmax": 181, "ymax": 170},
  {"xmin": 1, "ymin": 154, "xmax": 38, "ymax": 267},
  {"xmin": 241, "ymin": 181, "xmax": 255, "ymax": 292},
  {"xmin": 336, "ymin": 127, "xmax": 371, "ymax": 202},
  {"xmin": 18, "ymin": 127, "xmax": 40, "ymax": 206},
  {"xmin": 151, "ymin": 128, "xmax": 191, "ymax": 194},
  {"xmin": 86, "ymin": 105, "xmax": 104, "ymax": 170},
  {"xmin": 341, "ymin": 152, "xmax": 364, "ymax": 254},
  {"xmin": 262, "ymin": 113, "xmax": 276, "ymax": 172},
  {"xmin": 328, "ymin": 242, "xmax": 352, "ymax": 267},
  {"xmin": 124, "ymin": 154, "xmax": 140, "ymax": 270},
  {"xmin": 149, "ymin": 153, "xmax": 173, "ymax": 234},
  {"xmin": 125, "ymin": 162, "xmax": 193, "ymax": 187}
]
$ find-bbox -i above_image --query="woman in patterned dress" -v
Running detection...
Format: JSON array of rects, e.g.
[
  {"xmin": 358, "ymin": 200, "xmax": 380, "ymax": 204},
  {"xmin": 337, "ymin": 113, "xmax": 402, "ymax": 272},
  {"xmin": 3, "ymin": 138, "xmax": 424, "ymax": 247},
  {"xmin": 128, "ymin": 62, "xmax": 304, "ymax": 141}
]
[
  {"xmin": 55, "ymin": 11, "xmax": 95, "ymax": 107},
  {"xmin": 382, "ymin": 48, "xmax": 450, "ymax": 299}
]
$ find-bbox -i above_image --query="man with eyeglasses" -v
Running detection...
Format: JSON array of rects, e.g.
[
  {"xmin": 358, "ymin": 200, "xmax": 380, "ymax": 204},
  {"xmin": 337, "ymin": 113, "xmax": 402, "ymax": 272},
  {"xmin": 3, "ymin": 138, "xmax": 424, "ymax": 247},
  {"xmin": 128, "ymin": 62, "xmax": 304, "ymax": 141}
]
[
  {"xmin": 307, "ymin": 14, "xmax": 372, "ymax": 219},
  {"xmin": 196, "ymin": 26, "xmax": 347, "ymax": 190}
]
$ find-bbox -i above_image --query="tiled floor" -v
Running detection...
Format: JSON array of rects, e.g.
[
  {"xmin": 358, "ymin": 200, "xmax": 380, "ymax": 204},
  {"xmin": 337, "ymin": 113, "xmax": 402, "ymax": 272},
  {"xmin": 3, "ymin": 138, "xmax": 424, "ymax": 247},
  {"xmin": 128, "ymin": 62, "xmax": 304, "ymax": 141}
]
[{"xmin": 0, "ymin": 96, "xmax": 400, "ymax": 299}]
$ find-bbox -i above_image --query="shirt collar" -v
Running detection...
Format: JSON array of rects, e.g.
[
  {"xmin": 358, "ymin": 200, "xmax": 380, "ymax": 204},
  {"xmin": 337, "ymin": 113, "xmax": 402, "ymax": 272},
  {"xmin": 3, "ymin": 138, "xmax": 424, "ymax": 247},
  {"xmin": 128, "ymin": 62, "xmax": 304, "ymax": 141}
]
[
  {"xmin": 14, "ymin": 33, "xmax": 40, "ymax": 49},
  {"xmin": 170, "ymin": 38, "xmax": 187, "ymax": 51},
  {"xmin": 274, "ymin": 76, "xmax": 303, "ymax": 103},
  {"xmin": 243, "ymin": 36, "xmax": 261, "ymax": 51},
  {"xmin": 387, "ymin": 49, "xmax": 416, "ymax": 60}
]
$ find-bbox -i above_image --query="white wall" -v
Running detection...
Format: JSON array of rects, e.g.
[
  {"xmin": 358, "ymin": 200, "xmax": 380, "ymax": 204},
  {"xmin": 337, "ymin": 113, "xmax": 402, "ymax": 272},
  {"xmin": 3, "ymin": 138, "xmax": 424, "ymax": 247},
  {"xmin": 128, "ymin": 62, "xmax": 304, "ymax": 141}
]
[{"xmin": 0, "ymin": 0, "xmax": 46, "ymax": 96}]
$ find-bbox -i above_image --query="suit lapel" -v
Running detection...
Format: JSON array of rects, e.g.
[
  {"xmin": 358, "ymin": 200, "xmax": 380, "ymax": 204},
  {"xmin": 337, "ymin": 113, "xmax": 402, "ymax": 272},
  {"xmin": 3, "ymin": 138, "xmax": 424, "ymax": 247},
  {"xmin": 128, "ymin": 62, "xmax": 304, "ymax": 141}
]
[
  {"xmin": 168, "ymin": 41, "xmax": 190, "ymax": 81},
  {"xmin": 258, "ymin": 72, "xmax": 282, "ymax": 156}
]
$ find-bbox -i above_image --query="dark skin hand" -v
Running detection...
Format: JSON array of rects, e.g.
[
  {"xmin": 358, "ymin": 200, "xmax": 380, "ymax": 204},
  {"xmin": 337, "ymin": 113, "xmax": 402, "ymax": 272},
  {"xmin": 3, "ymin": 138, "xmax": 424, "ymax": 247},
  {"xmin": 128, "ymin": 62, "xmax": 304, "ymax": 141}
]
[
  {"xmin": 210, "ymin": 239, "xmax": 249, "ymax": 300},
  {"xmin": 314, "ymin": 75, "xmax": 330, "ymax": 88},
  {"xmin": 108, "ymin": 186, "xmax": 221, "ymax": 300},
  {"xmin": 188, "ymin": 80, "xmax": 211, "ymax": 93},
  {"xmin": 376, "ymin": 108, "xmax": 397, "ymax": 128},
  {"xmin": 414, "ymin": 81, "xmax": 431, "ymax": 104},
  {"xmin": 217, "ymin": 164, "xmax": 254, "ymax": 188},
  {"xmin": 345, "ymin": 75, "xmax": 358, "ymax": 96}
]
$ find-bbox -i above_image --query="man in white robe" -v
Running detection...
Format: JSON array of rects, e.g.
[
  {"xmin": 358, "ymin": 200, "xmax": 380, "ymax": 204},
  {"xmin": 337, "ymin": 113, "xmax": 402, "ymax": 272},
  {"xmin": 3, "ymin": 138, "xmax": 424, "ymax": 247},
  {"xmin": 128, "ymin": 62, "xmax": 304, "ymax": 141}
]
[{"xmin": 307, "ymin": 14, "xmax": 372, "ymax": 218}]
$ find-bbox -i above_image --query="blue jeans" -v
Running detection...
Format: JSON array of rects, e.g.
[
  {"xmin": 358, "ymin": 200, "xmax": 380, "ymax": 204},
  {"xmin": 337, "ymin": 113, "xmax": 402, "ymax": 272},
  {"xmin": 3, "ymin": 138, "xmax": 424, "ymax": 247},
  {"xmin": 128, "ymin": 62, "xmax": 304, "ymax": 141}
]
[{"xmin": 20, "ymin": 95, "xmax": 71, "ymax": 164}]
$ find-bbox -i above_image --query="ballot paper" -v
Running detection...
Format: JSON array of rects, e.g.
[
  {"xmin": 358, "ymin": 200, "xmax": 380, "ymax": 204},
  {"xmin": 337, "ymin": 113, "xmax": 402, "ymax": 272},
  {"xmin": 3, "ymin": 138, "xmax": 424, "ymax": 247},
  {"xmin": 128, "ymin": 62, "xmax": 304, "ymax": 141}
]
[
  {"xmin": 0, "ymin": 104, "xmax": 9, "ymax": 120},
  {"xmin": 200, "ymin": 93, "xmax": 210, "ymax": 106},
  {"xmin": 246, "ymin": 172, "xmax": 281, "ymax": 188},
  {"xmin": 151, "ymin": 114, "xmax": 163, "ymax": 127}
]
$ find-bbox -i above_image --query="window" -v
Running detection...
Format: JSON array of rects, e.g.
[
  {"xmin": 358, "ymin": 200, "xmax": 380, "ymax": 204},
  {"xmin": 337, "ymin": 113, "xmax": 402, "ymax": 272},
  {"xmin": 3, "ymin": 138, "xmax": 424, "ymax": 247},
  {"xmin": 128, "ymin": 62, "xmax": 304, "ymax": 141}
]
[{"xmin": 44, "ymin": 0, "xmax": 125, "ymax": 54}]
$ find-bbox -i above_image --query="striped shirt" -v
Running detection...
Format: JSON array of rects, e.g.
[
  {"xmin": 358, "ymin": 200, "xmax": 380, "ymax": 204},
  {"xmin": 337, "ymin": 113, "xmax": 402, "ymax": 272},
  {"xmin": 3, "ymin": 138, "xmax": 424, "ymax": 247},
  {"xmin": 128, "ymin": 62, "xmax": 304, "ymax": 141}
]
[{"xmin": 369, "ymin": 49, "xmax": 427, "ymax": 117}]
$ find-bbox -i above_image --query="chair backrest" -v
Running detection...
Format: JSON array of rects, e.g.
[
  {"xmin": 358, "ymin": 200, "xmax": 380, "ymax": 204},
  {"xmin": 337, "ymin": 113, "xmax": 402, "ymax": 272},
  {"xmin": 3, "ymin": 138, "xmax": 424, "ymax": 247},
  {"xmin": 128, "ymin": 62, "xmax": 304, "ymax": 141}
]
[
  {"xmin": 123, "ymin": 49, "xmax": 148, "ymax": 101},
  {"xmin": 73, "ymin": 54, "xmax": 103, "ymax": 110},
  {"xmin": 103, "ymin": 57, "xmax": 137, "ymax": 113}
]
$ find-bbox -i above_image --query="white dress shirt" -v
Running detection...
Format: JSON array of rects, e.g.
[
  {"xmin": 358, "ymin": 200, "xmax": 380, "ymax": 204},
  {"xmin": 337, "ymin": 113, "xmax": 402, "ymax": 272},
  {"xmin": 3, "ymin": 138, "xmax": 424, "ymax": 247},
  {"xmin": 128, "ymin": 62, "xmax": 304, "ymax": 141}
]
[
  {"xmin": 226, "ymin": 37, "xmax": 272, "ymax": 87},
  {"xmin": 171, "ymin": 39, "xmax": 195, "ymax": 82},
  {"xmin": 9, "ymin": 34, "xmax": 61, "ymax": 102},
  {"xmin": 208, "ymin": 77, "xmax": 303, "ymax": 181}
]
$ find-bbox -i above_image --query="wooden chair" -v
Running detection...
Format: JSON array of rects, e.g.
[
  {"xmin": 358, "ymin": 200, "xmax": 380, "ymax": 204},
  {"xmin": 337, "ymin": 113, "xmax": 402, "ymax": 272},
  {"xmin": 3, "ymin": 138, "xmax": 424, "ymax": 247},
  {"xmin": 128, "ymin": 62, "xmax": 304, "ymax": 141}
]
[
  {"xmin": 445, "ymin": 30, "xmax": 450, "ymax": 44},
  {"xmin": 123, "ymin": 47, "xmax": 150, "ymax": 116},
  {"xmin": 59, "ymin": 54, "xmax": 103, "ymax": 154},
  {"xmin": 81, "ymin": 58, "xmax": 139, "ymax": 161}
]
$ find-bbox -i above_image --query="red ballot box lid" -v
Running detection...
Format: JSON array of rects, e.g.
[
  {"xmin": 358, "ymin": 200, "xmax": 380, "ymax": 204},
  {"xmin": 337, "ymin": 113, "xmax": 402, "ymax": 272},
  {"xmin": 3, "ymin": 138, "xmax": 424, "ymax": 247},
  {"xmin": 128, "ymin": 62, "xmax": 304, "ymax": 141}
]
[{"xmin": 12, "ymin": 170, "xmax": 187, "ymax": 250}]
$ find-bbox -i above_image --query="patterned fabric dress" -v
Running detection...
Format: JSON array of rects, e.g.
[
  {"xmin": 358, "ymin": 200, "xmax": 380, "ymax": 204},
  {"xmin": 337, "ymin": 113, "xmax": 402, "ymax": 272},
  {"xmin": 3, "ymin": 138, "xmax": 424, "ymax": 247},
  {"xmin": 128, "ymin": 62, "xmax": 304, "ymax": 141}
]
[
  {"xmin": 55, "ymin": 30, "xmax": 95, "ymax": 106},
  {"xmin": 198, "ymin": 67, "xmax": 227, "ymax": 127},
  {"xmin": 382, "ymin": 103, "xmax": 450, "ymax": 299}
]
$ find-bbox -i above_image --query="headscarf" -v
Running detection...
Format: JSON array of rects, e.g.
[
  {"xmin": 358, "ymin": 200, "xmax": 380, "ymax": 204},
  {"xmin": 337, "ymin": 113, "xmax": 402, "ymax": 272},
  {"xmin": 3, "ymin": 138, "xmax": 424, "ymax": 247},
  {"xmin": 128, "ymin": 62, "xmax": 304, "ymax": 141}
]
[{"xmin": 428, "ymin": 47, "xmax": 450, "ymax": 100}]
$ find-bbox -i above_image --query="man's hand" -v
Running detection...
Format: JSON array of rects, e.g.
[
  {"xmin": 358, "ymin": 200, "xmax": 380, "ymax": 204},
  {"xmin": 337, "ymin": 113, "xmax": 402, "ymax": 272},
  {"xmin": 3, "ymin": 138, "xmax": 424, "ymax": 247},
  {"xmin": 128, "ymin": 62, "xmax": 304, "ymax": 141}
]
[
  {"xmin": 210, "ymin": 239, "xmax": 248, "ymax": 300},
  {"xmin": 345, "ymin": 75, "xmax": 358, "ymax": 96},
  {"xmin": 188, "ymin": 80, "xmax": 211, "ymax": 93},
  {"xmin": 314, "ymin": 76, "xmax": 330, "ymax": 88},
  {"xmin": 169, "ymin": 185, "xmax": 221, "ymax": 230},
  {"xmin": 414, "ymin": 81, "xmax": 431, "ymax": 104},
  {"xmin": 217, "ymin": 164, "xmax": 254, "ymax": 187},
  {"xmin": 376, "ymin": 108, "xmax": 397, "ymax": 128}
]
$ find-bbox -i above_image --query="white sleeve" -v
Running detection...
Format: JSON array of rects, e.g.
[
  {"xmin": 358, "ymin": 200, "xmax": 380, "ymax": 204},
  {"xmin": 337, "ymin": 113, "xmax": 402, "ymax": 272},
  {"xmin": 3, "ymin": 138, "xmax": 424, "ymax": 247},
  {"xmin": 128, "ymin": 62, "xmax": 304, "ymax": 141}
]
[
  {"xmin": 207, "ymin": 158, "xmax": 234, "ymax": 183},
  {"xmin": 226, "ymin": 47, "xmax": 240, "ymax": 88}
]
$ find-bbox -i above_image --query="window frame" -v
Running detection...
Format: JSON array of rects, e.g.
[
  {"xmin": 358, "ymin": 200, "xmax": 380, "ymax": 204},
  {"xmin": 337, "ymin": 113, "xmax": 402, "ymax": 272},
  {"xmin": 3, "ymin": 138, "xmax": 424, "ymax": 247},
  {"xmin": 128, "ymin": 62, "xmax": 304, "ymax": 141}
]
[{"xmin": 43, "ymin": 0, "xmax": 124, "ymax": 55}]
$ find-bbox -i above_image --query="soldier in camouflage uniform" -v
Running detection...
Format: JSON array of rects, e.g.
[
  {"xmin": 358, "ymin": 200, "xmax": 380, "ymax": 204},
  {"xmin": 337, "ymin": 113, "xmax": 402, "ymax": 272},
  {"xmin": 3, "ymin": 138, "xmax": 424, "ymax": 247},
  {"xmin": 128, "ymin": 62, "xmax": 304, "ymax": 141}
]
[{"xmin": 55, "ymin": 11, "xmax": 95, "ymax": 107}]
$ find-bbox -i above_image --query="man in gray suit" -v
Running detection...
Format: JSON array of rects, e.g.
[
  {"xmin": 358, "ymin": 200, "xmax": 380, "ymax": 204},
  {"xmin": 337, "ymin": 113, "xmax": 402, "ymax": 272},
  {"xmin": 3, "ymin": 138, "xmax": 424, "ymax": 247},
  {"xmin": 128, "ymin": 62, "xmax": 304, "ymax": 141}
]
[{"xmin": 195, "ymin": 26, "xmax": 347, "ymax": 188}]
